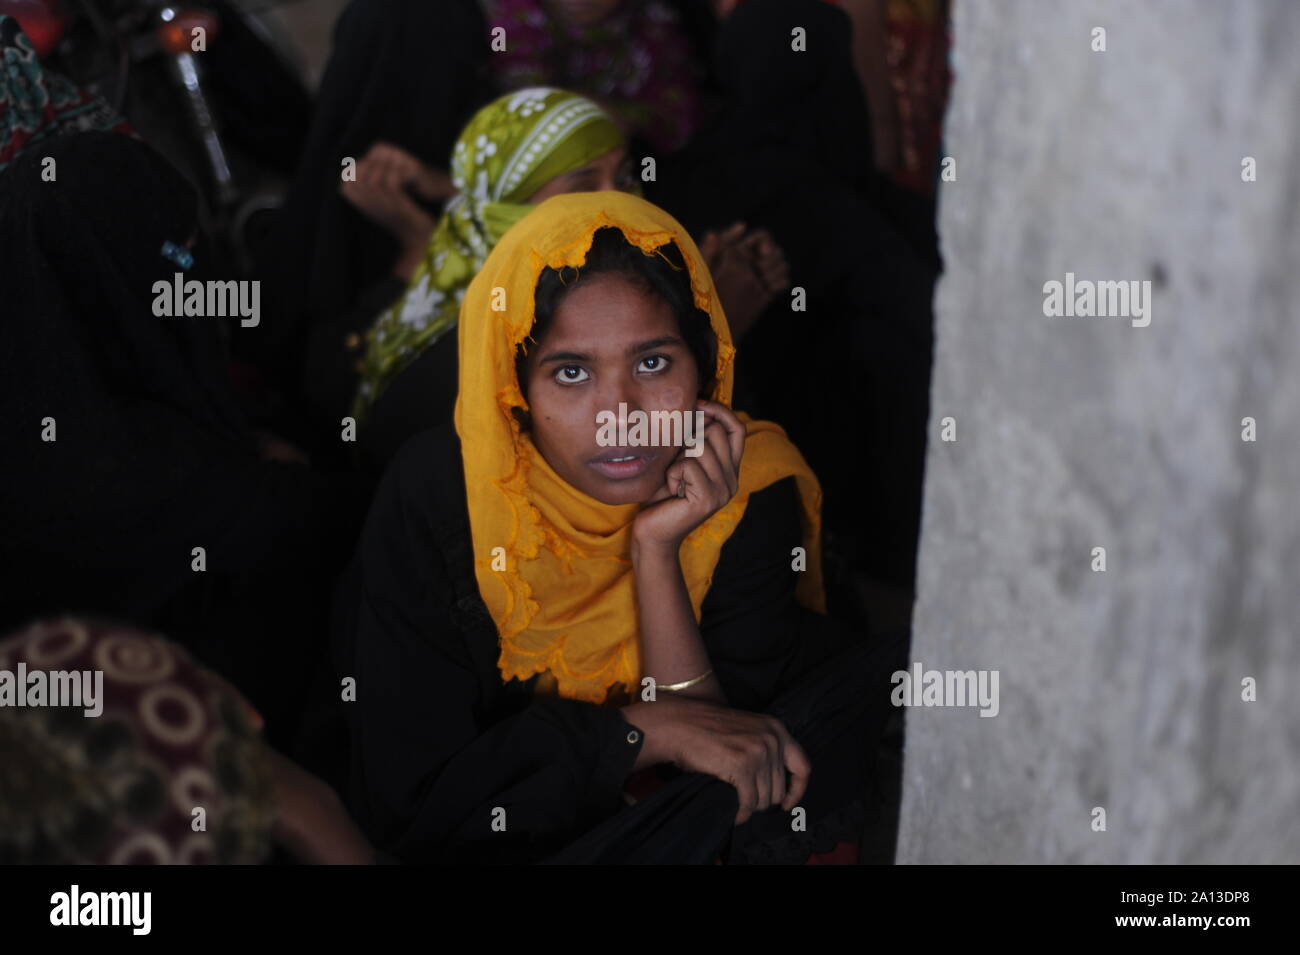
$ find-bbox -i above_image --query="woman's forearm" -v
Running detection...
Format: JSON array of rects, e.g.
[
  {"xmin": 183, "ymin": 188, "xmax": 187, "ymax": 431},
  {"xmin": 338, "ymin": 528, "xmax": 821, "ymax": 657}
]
[{"xmin": 631, "ymin": 538, "xmax": 727, "ymax": 704}]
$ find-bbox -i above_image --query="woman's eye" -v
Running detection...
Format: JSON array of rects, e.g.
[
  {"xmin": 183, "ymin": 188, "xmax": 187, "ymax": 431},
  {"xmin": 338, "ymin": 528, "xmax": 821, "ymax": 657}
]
[
  {"xmin": 555, "ymin": 365, "xmax": 590, "ymax": 384},
  {"xmin": 637, "ymin": 355, "xmax": 670, "ymax": 374}
]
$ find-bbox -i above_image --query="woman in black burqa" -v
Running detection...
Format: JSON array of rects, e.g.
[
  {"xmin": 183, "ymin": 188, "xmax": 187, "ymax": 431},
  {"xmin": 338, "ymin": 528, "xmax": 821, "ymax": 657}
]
[
  {"xmin": 0, "ymin": 131, "xmax": 365, "ymax": 749},
  {"xmin": 331, "ymin": 193, "xmax": 908, "ymax": 864}
]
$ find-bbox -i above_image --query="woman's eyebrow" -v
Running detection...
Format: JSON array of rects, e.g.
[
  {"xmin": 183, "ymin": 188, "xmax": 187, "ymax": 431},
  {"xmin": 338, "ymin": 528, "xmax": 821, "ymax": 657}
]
[
  {"xmin": 539, "ymin": 349, "xmax": 594, "ymax": 364},
  {"xmin": 538, "ymin": 337, "xmax": 682, "ymax": 364},
  {"xmin": 628, "ymin": 336, "xmax": 684, "ymax": 355}
]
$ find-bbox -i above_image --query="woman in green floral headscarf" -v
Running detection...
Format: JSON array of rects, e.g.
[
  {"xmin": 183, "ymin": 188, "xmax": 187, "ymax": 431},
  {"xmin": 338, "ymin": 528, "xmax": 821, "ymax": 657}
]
[{"xmin": 352, "ymin": 87, "xmax": 636, "ymax": 432}]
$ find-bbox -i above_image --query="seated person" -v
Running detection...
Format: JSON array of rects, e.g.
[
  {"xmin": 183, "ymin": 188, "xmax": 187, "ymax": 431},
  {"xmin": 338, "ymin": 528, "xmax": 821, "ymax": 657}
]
[{"xmin": 333, "ymin": 192, "xmax": 905, "ymax": 864}]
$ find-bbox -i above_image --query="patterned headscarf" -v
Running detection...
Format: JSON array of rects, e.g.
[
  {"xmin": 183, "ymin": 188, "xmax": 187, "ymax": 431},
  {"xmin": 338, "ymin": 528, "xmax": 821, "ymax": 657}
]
[
  {"xmin": 0, "ymin": 15, "xmax": 132, "ymax": 173},
  {"xmin": 353, "ymin": 87, "xmax": 628, "ymax": 421}
]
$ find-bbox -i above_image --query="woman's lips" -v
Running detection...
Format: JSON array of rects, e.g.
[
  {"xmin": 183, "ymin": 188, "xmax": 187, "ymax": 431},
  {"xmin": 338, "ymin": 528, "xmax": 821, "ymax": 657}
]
[{"xmin": 589, "ymin": 450, "xmax": 657, "ymax": 480}]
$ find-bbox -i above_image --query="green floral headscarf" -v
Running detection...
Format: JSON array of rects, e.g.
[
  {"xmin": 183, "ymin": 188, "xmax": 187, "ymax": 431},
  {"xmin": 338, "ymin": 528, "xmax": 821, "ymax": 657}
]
[{"xmin": 353, "ymin": 87, "xmax": 631, "ymax": 421}]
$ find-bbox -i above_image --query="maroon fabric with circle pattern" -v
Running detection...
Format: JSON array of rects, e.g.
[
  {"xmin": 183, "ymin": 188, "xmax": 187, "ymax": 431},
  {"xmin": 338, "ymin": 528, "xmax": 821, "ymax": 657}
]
[{"xmin": 0, "ymin": 617, "xmax": 275, "ymax": 864}]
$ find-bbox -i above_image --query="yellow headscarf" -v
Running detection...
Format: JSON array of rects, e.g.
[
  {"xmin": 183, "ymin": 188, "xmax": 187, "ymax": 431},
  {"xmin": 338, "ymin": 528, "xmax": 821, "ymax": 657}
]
[{"xmin": 455, "ymin": 191, "xmax": 825, "ymax": 705}]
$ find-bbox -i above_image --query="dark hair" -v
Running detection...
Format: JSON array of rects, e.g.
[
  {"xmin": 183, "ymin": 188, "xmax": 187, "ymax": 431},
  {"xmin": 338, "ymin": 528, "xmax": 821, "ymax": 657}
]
[{"xmin": 516, "ymin": 226, "xmax": 718, "ymax": 401}]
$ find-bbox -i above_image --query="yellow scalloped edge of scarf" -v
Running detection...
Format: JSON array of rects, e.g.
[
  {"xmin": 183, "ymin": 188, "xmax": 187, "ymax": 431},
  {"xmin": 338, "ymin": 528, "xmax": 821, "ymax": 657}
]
[{"xmin": 497, "ymin": 631, "xmax": 634, "ymax": 705}]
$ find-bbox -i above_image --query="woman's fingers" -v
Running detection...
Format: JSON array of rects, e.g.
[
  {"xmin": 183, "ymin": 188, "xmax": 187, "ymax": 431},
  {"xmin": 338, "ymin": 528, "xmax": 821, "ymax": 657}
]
[
  {"xmin": 731, "ymin": 773, "xmax": 757, "ymax": 827},
  {"xmin": 758, "ymin": 253, "xmax": 789, "ymax": 293},
  {"xmin": 731, "ymin": 734, "xmax": 789, "ymax": 825},
  {"xmin": 760, "ymin": 251, "xmax": 789, "ymax": 290},
  {"xmin": 356, "ymin": 143, "xmax": 434, "ymax": 198},
  {"xmin": 737, "ymin": 229, "xmax": 790, "ymax": 291},
  {"xmin": 358, "ymin": 155, "xmax": 387, "ymax": 188},
  {"xmin": 689, "ymin": 438, "xmax": 729, "ymax": 499},
  {"xmin": 698, "ymin": 400, "xmax": 746, "ymax": 472},
  {"xmin": 644, "ymin": 480, "xmax": 676, "ymax": 505},
  {"xmin": 411, "ymin": 164, "xmax": 453, "ymax": 200},
  {"xmin": 752, "ymin": 746, "xmax": 773, "ymax": 816},
  {"xmin": 677, "ymin": 457, "xmax": 721, "ymax": 508},
  {"xmin": 771, "ymin": 721, "xmax": 812, "ymax": 811},
  {"xmin": 363, "ymin": 142, "xmax": 409, "ymax": 193},
  {"xmin": 701, "ymin": 422, "xmax": 738, "ymax": 496},
  {"xmin": 737, "ymin": 228, "xmax": 770, "ymax": 262},
  {"xmin": 718, "ymin": 221, "xmax": 747, "ymax": 250},
  {"xmin": 347, "ymin": 162, "xmax": 389, "ymax": 201},
  {"xmin": 661, "ymin": 454, "xmax": 686, "ymax": 499},
  {"xmin": 386, "ymin": 161, "xmax": 407, "ymax": 196},
  {"xmin": 736, "ymin": 228, "xmax": 764, "ymax": 256},
  {"xmin": 769, "ymin": 739, "xmax": 788, "ymax": 811}
]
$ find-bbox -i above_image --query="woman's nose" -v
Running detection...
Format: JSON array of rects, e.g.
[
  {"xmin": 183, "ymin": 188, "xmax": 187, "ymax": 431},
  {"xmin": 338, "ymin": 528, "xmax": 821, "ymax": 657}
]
[{"xmin": 595, "ymin": 374, "xmax": 643, "ymax": 420}]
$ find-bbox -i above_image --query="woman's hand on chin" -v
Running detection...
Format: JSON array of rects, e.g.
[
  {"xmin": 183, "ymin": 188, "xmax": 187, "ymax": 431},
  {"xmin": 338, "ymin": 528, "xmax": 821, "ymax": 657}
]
[{"xmin": 631, "ymin": 401, "xmax": 746, "ymax": 554}]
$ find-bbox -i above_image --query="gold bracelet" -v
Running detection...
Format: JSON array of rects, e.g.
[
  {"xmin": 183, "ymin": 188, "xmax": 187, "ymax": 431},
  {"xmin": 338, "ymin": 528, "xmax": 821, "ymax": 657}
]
[{"xmin": 657, "ymin": 669, "xmax": 713, "ymax": 693}]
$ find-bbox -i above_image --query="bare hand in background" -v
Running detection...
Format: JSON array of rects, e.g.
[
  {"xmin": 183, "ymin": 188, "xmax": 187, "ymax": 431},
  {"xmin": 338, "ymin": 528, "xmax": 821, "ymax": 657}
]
[
  {"xmin": 701, "ymin": 222, "xmax": 790, "ymax": 341},
  {"xmin": 339, "ymin": 142, "xmax": 454, "ymax": 280}
]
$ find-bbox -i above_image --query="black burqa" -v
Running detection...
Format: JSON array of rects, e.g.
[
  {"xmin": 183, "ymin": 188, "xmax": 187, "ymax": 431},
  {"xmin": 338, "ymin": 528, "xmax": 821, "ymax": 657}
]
[
  {"xmin": 251, "ymin": 0, "xmax": 496, "ymax": 438},
  {"xmin": 650, "ymin": 0, "xmax": 937, "ymax": 594},
  {"xmin": 0, "ymin": 132, "xmax": 365, "ymax": 749},
  {"xmin": 331, "ymin": 424, "xmax": 910, "ymax": 864}
]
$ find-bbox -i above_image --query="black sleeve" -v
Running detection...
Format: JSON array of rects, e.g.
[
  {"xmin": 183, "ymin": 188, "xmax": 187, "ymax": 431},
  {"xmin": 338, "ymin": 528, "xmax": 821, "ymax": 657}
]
[
  {"xmin": 337, "ymin": 430, "xmax": 646, "ymax": 863},
  {"xmin": 700, "ymin": 476, "xmax": 851, "ymax": 712}
]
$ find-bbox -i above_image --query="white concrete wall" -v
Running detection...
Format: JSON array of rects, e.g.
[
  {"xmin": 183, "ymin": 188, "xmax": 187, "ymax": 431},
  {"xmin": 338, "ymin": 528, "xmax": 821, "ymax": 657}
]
[{"xmin": 898, "ymin": 0, "xmax": 1300, "ymax": 863}]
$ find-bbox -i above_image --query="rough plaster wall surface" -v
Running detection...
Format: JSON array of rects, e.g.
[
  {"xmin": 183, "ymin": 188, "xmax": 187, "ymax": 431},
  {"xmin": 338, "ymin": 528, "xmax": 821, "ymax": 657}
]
[{"xmin": 898, "ymin": 0, "xmax": 1300, "ymax": 863}]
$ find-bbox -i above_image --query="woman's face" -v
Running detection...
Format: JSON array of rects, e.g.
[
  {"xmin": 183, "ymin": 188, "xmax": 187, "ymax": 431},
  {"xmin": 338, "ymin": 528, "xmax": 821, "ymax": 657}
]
[
  {"xmin": 528, "ymin": 146, "xmax": 634, "ymax": 205},
  {"xmin": 521, "ymin": 273, "xmax": 701, "ymax": 506}
]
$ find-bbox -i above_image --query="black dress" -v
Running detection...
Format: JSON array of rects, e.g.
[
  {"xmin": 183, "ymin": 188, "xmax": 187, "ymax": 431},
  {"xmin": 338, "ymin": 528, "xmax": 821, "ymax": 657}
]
[{"xmin": 331, "ymin": 423, "xmax": 907, "ymax": 864}]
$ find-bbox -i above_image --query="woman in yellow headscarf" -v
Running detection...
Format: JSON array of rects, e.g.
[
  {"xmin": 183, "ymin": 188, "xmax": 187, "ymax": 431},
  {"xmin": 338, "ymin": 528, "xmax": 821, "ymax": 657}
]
[{"xmin": 333, "ymin": 191, "xmax": 906, "ymax": 865}]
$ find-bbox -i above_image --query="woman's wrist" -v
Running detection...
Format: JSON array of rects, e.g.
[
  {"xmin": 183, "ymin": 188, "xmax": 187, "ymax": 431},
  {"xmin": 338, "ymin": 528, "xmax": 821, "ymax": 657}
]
[
  {"xmin": 620, "ymin": 701, "xmax": 674, "ymax": 772},
  {"xmin": 630, "ymin": 532, "xmax": 681, "ymax": 565}
]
